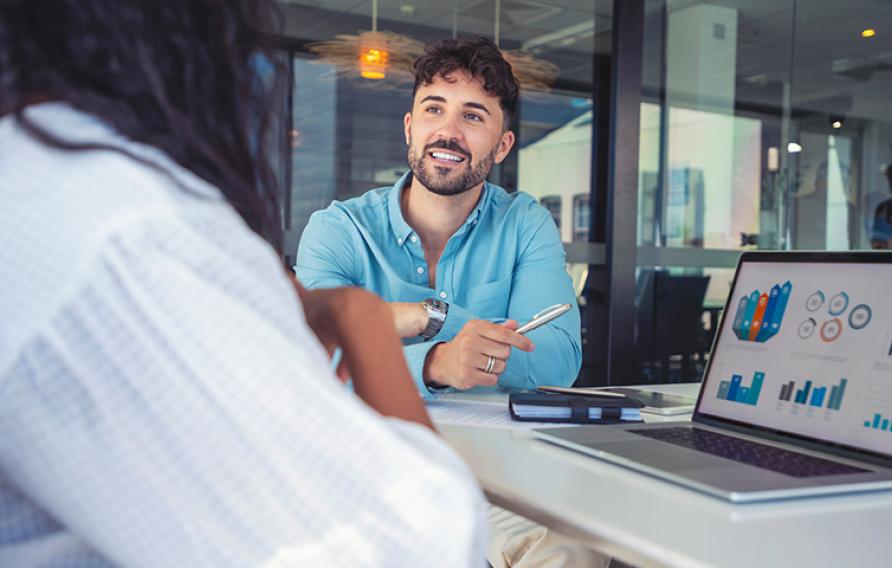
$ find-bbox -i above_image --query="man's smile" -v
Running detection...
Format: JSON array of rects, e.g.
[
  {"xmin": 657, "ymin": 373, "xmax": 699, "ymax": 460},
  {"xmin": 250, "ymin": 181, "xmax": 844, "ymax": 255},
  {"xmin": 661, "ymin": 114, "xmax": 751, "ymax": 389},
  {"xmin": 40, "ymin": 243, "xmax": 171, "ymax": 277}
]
[{"xmin": 428, "ymin": 150, "xmax": 467, "ymax": 165}]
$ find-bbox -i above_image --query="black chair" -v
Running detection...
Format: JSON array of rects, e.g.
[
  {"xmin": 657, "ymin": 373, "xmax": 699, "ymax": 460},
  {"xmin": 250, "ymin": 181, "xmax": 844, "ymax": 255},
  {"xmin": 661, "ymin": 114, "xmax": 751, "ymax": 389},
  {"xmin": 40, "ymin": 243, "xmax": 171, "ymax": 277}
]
[{"xmin": 636, "ymin": 271, "xmax": 710, "ymax": 382}]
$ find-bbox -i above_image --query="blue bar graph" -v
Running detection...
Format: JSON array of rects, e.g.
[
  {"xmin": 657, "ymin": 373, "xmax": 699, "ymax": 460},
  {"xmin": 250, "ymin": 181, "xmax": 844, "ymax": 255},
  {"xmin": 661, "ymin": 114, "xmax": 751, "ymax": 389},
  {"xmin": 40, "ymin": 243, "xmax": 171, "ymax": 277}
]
[
  {"xmin": 864, "ymin": 413, "xmax": 892, "ymax": 433},
  {"xmin": 809, "ymin": 387, "xmax": 826, "ymax": 407},
  {"xmin": 780, "ymin": 378, "xmax": 847, "ymax": 411},
  {"xmin": 794, "ymin": 380, "xmax": 812, "ymax": 404},
  {"xmin": 827, "ymin": 379, "xmax": 848, "ymax": 411},
  {"xmin": 717, "ymin": 372, "xmax": 764, "ymax": 406},
  {"xmin": 727, "ymin": 375, "xmax": 742, "ymax": 402}
]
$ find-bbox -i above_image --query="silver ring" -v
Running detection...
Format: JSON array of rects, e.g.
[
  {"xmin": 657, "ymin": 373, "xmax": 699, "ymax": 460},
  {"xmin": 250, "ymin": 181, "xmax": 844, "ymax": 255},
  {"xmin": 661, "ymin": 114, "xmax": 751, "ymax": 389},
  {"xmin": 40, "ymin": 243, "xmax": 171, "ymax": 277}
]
[{"xmin": 485, "ymin": 355, "xmax": 495, "ymax": 374}]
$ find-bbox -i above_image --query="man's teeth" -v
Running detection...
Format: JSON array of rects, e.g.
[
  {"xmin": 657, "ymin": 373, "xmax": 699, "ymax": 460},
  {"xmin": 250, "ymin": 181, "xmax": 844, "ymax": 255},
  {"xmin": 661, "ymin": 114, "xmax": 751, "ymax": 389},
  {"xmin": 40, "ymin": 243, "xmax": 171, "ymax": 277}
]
[{"xmin": 431, "ymin": 151, "xmax": 464, "ymax": 162}]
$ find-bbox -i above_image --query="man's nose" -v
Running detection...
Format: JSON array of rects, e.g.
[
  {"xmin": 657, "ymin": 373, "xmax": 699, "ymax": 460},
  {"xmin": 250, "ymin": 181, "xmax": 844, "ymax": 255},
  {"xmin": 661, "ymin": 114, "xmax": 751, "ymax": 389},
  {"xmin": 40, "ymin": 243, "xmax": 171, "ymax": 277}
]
[{"xmin": 434, "ymin": 112, "xmax": 464, "ymax": 143}]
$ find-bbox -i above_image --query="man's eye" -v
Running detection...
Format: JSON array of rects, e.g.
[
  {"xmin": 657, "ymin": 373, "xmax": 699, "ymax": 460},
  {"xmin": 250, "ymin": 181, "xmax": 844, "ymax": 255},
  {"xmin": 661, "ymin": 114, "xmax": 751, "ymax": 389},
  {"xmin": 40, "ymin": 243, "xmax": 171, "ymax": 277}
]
[
  {"xmin": 425, "ymin": 106, "xmax": 442, "ymax": 114},
  {"xmin": 465, "ymin": 113, "xmax": 482, "ymax": 122}
]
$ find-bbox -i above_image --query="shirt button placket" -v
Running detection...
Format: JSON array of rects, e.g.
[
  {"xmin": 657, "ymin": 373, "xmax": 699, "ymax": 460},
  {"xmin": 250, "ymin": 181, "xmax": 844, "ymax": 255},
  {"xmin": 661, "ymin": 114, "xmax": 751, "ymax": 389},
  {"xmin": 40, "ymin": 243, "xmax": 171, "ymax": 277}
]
[{"xmin": 438, "ymin": 256, "xmax": 452, "ymax": 300}]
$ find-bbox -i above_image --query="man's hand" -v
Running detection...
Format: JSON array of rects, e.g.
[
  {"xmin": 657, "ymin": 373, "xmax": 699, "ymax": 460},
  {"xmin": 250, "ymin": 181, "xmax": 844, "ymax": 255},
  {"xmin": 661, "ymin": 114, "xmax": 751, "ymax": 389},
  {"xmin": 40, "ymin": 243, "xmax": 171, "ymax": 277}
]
[
  {"xmin": 423, "ymin": 320, "xmax": 534, "ymax": 390},
  {"xmin": 390, "ymin": 302, "xmax": 429, "ymax": 338}
]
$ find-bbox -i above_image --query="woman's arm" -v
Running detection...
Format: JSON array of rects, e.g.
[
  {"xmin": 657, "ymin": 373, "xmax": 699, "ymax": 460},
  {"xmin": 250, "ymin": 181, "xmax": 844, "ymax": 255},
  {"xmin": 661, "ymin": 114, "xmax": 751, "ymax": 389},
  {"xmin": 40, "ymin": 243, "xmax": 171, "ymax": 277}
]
[{"xmin": 291, "ymin": 277, "xmax": 434, "ymax": 430}]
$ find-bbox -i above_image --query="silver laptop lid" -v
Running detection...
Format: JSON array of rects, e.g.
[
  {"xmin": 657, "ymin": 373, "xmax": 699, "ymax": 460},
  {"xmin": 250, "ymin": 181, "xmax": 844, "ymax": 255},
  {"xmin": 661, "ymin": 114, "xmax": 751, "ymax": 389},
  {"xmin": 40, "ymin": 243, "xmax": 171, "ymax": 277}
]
[{"xmin": 695, "ymin": 252, "xmax": 892, "ymax": 460}]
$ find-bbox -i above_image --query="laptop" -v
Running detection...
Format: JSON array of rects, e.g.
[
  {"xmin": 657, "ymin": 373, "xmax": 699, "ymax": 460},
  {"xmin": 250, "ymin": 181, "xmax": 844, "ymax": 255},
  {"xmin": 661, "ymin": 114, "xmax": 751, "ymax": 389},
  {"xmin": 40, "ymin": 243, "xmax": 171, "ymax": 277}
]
[{"xmin": 534, "ymin": 251, "xmax": 892, "ymax": 502}]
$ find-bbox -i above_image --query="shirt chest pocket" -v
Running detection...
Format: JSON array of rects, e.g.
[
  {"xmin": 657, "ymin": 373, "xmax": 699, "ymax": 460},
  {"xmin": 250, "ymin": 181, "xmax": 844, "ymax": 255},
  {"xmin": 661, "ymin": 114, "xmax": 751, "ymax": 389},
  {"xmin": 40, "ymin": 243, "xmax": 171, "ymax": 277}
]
[{"xmin": 464, "ymin": 277, "xmax": 511, "ymax": 317}]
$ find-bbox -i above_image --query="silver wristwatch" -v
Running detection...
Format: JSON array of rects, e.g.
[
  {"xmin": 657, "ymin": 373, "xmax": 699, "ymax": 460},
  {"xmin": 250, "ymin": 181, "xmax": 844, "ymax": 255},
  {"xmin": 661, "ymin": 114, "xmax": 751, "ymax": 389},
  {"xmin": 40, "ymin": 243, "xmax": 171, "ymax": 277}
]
[{"xmin": 420, "ymin": 298, "xmax": 449, "ymax": 340}]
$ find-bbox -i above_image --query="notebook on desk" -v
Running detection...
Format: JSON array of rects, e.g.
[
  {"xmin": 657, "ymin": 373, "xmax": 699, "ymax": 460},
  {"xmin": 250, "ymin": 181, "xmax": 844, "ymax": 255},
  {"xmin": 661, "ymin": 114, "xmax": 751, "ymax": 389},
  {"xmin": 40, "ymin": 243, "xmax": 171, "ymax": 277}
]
[
  {"xmin": 509, "ymin": 389, "xmax": 643, "ymax": 424},
  {"xmin": 534, "ymin": 251, "xmax": 892, "ymax": 502}
]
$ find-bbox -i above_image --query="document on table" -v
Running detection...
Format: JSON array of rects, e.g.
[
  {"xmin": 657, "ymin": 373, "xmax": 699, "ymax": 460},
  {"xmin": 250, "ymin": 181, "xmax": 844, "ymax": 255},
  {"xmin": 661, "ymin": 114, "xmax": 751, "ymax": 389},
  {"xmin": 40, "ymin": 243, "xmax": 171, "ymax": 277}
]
[{"xmin": 426, "ymin": 399, "xmax": 580, "ymax": 431}]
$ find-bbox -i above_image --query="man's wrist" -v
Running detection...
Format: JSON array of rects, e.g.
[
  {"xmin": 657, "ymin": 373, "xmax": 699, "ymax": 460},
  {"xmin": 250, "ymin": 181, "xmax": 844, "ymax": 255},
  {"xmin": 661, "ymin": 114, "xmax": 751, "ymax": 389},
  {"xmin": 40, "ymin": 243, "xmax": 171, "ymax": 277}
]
[
  {"xmin": 420, "ymin": 298, "xmax": 449, "ymax": 340},
  {"xmin": 413, "ymin": 303, "xmax": 430, "ymax": 336},
  {"xmin": 422, "ymin": 342, "xmax": 449, "ymax": 388}
]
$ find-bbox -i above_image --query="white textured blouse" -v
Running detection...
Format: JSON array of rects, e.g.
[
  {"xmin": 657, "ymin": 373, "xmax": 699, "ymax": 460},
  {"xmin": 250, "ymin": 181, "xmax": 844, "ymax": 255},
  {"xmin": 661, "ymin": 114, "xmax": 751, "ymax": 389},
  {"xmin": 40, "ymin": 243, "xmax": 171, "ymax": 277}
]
[{"xmin": 0, "ymin": 103, "xmax": 485, "ymax": 567}]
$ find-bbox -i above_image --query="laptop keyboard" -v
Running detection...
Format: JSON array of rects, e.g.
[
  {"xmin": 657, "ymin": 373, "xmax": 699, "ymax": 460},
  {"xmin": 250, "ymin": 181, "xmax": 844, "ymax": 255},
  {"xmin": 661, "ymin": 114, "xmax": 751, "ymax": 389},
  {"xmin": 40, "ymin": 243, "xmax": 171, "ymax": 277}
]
[{"xmin": 629, "ymin": 427, "xmax": 870, "ymax": 478}]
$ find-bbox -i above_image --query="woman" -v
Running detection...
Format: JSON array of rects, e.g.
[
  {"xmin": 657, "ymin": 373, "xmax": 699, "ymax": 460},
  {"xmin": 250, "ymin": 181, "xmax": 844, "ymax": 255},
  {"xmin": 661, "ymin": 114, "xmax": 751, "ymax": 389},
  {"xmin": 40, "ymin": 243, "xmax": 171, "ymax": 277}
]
[{"xmin": 0, "ymin": 1, "xmax": 484, "ymax": 566}]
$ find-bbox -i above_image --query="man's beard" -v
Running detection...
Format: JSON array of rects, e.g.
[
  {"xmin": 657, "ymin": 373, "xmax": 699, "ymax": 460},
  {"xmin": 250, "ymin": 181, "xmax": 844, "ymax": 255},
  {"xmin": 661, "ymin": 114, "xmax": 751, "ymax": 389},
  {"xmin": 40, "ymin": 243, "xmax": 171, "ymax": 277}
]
[{"xmin": 407, "ymin": 136, "xmax": 498, "ymax": 196}]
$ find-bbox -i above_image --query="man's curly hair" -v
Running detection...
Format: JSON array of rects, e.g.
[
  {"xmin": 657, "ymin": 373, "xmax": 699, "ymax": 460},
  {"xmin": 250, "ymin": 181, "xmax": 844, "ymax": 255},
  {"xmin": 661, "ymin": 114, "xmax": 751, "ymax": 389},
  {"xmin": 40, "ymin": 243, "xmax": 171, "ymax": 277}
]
[{"xmin": 412, "ymin": 37, "xmax": 519, "ymax": 130}]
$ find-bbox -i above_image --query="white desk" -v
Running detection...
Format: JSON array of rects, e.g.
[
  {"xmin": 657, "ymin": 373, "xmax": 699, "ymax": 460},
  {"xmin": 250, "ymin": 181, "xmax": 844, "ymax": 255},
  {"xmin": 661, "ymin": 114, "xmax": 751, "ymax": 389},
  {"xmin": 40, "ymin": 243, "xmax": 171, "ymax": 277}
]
[{"xmin": 433, "ymin": 384, "xmax": 892, "ymax": 568}]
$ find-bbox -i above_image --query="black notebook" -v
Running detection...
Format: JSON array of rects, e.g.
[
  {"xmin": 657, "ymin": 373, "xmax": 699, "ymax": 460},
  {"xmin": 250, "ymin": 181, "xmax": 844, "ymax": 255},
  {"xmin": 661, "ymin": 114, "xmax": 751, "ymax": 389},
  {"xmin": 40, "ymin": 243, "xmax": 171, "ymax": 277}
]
[{"xmin": 509, "ymin": 390, "xmax": 645, "ymax": 424}]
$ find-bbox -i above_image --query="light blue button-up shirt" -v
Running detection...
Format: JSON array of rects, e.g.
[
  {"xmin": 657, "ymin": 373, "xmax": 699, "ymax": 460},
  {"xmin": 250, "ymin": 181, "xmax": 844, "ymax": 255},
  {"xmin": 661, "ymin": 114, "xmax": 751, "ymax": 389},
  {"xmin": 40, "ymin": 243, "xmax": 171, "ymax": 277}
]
[{"xmin": 295, "ymin": 173, "xmax": 582, "ymax": 397}]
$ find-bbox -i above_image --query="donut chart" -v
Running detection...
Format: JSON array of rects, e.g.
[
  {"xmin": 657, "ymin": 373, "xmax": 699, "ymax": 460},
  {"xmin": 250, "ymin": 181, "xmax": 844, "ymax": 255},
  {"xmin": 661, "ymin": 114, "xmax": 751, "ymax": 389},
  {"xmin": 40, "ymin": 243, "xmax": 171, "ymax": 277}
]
[
  {"xmin": 798, "ymin": 289, "xmax": 872, "ymax": 343},
  {"xmin": 820, "ymin": 318, "xmax": 843, "ymax": 342}
]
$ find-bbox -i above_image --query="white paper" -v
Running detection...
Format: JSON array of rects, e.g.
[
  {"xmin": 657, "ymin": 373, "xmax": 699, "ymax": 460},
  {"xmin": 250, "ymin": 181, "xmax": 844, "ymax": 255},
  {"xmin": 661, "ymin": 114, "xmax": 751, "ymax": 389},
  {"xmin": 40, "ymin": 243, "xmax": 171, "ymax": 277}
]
[{"xmin": 426, "ymin": 399, "xmax": 579, "ymax": 431}]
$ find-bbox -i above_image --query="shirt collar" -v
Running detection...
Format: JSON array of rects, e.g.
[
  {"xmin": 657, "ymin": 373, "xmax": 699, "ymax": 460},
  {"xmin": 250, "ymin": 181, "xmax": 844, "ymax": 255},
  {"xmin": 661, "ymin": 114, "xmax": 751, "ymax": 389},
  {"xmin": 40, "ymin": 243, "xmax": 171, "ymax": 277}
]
[{"xmin": 388, "ymin": 171, "xmax": 492, "ymax": 247}]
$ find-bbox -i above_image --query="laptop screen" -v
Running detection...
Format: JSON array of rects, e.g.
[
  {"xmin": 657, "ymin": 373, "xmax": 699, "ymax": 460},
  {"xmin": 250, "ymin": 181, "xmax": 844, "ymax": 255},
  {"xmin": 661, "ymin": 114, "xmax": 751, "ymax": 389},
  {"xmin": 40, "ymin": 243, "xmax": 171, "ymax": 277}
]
[{"xmin": 697, "ymin": 255, "xmax": 892, "ymax": 458}]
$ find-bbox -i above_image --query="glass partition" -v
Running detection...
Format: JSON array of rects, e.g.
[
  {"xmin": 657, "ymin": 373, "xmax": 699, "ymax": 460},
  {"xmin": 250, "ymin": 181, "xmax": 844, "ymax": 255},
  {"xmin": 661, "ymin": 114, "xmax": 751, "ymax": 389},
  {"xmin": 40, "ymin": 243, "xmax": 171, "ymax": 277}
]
[{"xmin": 635, "ymin": 0, "xmax": 892, "ymax": 383}]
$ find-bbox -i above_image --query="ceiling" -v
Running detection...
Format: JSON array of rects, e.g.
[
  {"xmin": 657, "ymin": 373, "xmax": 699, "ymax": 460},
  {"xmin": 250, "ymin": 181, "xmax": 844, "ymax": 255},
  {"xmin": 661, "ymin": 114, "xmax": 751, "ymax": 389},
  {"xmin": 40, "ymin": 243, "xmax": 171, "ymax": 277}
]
[{"xmin": 280, "ymin": 0, "xmax": 892, "ymax": 122}]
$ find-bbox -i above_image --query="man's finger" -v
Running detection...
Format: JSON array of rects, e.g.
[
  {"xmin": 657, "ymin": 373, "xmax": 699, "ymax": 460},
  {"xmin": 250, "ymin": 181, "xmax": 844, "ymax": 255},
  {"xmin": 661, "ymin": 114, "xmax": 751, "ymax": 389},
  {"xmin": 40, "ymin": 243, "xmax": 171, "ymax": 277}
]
[
  {"xmin": 477, "ymin": 337, "xmax": 513, "ymax": 360},
  {"xmin": 476, "ymin": 352, "xmax": 507, "ymax": 375},
  {"xmin": 476, "ymin": 321, "xmax": 535, "ymax": 352}
]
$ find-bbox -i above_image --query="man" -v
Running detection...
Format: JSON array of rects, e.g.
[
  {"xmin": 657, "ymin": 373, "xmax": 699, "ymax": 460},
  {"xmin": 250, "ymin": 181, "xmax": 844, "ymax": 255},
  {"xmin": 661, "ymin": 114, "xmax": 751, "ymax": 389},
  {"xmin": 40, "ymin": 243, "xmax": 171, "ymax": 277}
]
[
  {"xmin": 296, "ymin": 37, "xmax": 581, "ymax": 396},
  {"xmin": 871, "ymin": 164, "xmax": 892, "ymax": 249},
  {"xmin": 0, "ymin": 2, "xmax": 485, "ymax": 565}
]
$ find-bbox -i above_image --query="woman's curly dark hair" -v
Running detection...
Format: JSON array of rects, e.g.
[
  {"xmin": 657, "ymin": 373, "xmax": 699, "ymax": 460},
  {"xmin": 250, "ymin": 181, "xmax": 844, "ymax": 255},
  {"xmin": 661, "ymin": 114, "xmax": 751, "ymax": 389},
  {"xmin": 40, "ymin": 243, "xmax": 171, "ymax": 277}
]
[
  {"xmin": 0, "ymin": 0, "xmax": 286, "ymax": 252},
  {"xmin": 412, "ymin": 37, "xmax": 519, "ymax": 130}
]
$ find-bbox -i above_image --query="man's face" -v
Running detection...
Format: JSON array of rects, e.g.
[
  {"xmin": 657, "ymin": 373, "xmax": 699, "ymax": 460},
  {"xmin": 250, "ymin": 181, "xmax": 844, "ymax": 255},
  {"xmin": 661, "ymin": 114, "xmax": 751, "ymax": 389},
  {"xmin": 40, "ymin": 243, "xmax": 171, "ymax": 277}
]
[{"xmin": 405, "ymin": 71, "xmax": 515, "ymax": 196}]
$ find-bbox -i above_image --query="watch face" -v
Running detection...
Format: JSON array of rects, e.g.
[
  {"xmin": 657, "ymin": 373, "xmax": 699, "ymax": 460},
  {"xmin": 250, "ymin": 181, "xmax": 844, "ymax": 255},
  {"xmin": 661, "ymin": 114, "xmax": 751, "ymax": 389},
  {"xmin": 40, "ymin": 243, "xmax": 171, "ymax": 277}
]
[{"xmin": 426, "ymin": 298, "xmax": 448, "ymax": 313}]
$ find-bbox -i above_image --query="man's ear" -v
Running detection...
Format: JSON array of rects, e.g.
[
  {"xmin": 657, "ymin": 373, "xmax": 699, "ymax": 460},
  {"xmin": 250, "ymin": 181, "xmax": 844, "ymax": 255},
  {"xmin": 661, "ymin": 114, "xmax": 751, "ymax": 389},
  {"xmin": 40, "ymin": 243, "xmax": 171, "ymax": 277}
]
[
  {"xmin": 494, "ymin": 130, "xmax": 516, "ymax": 164},
  {"xmin": 403, "ymin": 112, "xmax": 412, "ymax": 146}
]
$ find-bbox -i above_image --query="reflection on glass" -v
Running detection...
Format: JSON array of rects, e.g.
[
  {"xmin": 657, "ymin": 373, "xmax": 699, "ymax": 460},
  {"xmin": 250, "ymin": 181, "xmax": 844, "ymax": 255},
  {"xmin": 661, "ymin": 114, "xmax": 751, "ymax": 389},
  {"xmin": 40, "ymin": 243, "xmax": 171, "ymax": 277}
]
[
  {"xmin": 540, "ymin": 195, "xmax": 562, "ymax": 230},
  {"xmin": 634, "ymin": 0, "xmax": 892, "ymax": 382},
  {"xmin": 519, "ymin": 92, "xmax": 593, "ymax": 243},
  {"xmin": 638, "ymin": 0, "xmax": 892, "ymax": 254},
  {"xmin": 572, "ymin": 194, "xmax": 591, "ymax": 242}
]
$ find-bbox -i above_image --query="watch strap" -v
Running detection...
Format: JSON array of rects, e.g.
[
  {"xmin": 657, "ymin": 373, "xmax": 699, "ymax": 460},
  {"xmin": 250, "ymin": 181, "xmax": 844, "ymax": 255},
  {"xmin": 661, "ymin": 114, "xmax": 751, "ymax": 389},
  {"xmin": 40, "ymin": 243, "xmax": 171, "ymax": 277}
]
[{"xmin": 420, "ymin": 298, "xmax": 448, "ymax": 340}]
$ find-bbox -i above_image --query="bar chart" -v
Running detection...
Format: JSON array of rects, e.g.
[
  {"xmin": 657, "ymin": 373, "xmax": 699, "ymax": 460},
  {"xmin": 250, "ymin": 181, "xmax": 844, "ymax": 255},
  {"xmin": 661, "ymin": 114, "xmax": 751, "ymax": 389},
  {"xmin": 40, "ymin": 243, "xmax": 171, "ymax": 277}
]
[
  {"xmin": 864, "ymin": 413, "xmax": 892, "ymax": 432},
  {"xmin": 716, "ymin": 371, "xmax": 765, "ymax": 406},
  {"xmin": 777, "ymin": 378, "xmax": 847, "ymax": 411}
]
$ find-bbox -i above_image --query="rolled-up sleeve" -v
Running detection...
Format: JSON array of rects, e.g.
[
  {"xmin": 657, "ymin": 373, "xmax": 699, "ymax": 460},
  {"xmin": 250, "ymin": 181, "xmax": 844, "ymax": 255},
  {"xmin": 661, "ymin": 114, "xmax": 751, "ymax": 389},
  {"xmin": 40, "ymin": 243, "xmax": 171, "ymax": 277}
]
[{"xmin": 497, "ymin": 206, "xmax": 581, "ymax": 389}]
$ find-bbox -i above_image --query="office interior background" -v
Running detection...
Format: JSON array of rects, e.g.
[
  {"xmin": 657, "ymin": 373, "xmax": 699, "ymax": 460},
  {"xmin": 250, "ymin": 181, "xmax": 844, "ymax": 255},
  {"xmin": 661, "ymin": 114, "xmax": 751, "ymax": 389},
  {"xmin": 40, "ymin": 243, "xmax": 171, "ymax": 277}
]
[{"xmin": 275, "ymin": 0, "xmax": 892, "ymax": 386}]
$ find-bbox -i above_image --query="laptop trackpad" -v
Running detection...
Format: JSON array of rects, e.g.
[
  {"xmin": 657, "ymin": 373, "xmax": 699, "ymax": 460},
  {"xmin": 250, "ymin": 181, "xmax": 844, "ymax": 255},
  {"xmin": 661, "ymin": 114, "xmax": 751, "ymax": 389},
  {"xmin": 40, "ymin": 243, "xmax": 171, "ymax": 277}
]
[{"xmin": 594, "ymin": 440, "xmax": 725, "ymax": 471}]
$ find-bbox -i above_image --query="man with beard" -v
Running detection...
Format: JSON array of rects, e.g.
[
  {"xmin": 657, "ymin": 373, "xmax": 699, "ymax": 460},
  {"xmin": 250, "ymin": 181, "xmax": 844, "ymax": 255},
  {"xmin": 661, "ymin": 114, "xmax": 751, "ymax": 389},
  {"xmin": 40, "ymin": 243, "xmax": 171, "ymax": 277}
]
[{"xmin": 296, "ymin": 37, "xmax": 581, "ymax": 397}]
